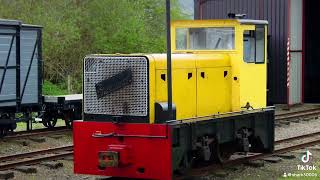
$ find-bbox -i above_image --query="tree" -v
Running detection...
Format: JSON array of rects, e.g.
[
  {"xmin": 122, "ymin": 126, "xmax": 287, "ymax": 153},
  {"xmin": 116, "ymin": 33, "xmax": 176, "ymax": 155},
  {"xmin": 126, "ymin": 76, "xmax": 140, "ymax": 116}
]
[{"xmin": 0, "ymin": 0, "xmax": 185, "ymax": 93}]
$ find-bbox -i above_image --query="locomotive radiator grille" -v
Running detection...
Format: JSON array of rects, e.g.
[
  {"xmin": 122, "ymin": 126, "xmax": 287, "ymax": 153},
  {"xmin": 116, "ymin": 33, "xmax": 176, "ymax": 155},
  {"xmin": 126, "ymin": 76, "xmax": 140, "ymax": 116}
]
[{"xmin": 84, "ymin": 56, "xmax": 148, "ymax": 117}]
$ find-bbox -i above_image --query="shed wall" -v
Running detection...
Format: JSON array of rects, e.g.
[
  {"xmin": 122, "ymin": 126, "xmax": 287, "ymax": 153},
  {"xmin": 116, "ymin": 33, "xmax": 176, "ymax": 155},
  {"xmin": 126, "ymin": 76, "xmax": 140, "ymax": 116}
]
[{"xmin": 194, "ymin": 0, "xmax": 289, "ymax": 104}]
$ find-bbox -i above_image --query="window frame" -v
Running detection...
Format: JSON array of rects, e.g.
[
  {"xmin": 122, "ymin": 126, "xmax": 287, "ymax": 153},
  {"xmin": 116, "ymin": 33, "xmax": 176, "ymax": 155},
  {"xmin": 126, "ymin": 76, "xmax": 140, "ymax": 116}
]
[
  {"xmin": 174, "ymin": 26, "xmax": 237, "ymax": 52},
  {"xmin": 243, "ymin": 25, "xmax": 266, "ymax": 64}
]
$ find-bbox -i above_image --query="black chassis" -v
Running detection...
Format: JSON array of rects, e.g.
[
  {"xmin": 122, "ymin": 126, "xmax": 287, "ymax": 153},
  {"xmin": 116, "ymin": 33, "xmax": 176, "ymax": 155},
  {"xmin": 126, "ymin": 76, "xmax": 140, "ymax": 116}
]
[
  {"xmin": 168, "ymin": 107, "xmax": 275, "ymax": 171},
  {"xmin": 41, "ymin": 96, "xmax": 82, "ymax": 127}
]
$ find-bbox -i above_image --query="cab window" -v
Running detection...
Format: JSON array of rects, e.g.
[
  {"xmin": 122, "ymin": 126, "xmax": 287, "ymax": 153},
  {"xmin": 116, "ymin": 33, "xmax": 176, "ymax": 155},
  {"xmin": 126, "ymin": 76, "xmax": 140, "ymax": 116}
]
[
  {"xmin": 176, "ymin": 27, "xmax": 235, "ymax": 50},
  {"xmin": 243, "ymin": 26, "xmax": 265, "ymax": 63}
]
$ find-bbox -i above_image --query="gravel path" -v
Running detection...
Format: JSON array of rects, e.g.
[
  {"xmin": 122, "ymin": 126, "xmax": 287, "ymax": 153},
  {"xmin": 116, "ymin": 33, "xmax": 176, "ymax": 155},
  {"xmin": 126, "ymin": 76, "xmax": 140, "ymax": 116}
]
[
  {"xmin": 275, "ymin": 118, "xmax": 320, "ymax": 141},
  {"xmin": 0, "ymin": 132, "xmax": 73, "ymax": 156},
  {"xmin": 275, "ymin": 104, "xmax": 320, "ymax": 115},
  {"xmin": 9, "ymin": 158, "xmax": 106, "ymax": 180}
]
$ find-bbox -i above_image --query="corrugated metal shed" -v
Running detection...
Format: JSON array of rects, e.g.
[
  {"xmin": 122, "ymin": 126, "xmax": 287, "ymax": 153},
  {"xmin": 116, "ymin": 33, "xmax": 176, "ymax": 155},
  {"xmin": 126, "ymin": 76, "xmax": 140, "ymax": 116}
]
[{"xmin": 194, "ymin": 0, "xmax": 289, "ymax": 104}]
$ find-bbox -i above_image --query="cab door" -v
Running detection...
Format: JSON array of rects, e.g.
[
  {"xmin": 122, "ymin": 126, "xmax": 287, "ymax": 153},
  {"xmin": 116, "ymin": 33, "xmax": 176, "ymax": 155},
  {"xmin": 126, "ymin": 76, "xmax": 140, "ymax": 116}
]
[
  {"xmin": 197, "ymin": 67, "xmax": 232, "ymax": 116},
  {"xmin": 155, "ymin": 68, "xmax": 197, "ymax": 120}
]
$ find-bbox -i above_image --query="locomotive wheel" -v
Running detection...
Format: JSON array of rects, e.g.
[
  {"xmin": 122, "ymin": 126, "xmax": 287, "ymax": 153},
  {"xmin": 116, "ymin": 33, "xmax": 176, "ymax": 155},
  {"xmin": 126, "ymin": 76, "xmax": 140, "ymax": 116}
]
[{"xmin": 211, "ymin": 141, "xmax": 233, "ymax": 163}]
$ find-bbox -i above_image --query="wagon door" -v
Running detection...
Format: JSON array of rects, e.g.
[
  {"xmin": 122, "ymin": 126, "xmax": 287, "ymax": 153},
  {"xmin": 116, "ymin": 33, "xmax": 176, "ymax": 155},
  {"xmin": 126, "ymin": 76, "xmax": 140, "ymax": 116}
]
[
  {"xmin": 0, "ymin": 27, "xmax": 19, "ymax": 108},
  {"xmin": 20, "ymin": 28, "xmax": 41, "ymax": 106}
]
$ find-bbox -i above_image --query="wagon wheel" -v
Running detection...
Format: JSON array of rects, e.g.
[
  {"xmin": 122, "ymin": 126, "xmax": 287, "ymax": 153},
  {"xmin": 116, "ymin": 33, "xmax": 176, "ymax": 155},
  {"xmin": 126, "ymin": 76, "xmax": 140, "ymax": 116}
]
[
  {"xmin": 0, "ymin": 128, "xmax": 8, "ymax": 138},
  {"xmin": 41, "ymin": 104, "xmax": 48, "ymax": 127},
  {"xmin": 64, "ymin": 111, "xmax": 74, "ymax": 129},
  {"xmin": 42, "ymin": 120, "xmax": 48, "ymax": 127},
  {"xmin": 43, "ymin": 115, "xmax": 58, "ymax": 128},
  {"xmin": 47, "ymin": 116, "xmax": 58, "ymax": 128},
  {"xmin": 42, "ymin": 114, "xmax": 49, "ymax": 127}
]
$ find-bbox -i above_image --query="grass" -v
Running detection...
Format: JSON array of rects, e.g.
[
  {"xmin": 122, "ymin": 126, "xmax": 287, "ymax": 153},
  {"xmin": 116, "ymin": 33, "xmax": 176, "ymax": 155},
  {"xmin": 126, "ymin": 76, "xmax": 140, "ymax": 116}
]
[
  {"xmin": 13, "ymin": 81, "xmax": 70, "ymax": 132},
  {"xmin": 15, "ymin": 119, "xmax": 66, "ymax": 131},
  {"xmin": 42, "ymin": 80, "xmax": 68, "ymax": 96}
]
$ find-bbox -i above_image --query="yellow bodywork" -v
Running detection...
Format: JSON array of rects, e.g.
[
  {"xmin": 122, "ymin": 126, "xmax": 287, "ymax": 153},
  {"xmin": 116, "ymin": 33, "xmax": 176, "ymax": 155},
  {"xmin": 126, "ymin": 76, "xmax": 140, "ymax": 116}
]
[{"xmin": 145, "ymin": 19, "xmax": 268, "ymax": 123}]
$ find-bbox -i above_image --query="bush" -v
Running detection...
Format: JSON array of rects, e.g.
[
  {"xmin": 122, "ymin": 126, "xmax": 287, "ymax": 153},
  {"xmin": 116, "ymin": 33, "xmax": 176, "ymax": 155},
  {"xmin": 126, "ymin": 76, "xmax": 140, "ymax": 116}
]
[{"xmin": 42, "ymin": 80, "xmax": 68, "ymax": 96}]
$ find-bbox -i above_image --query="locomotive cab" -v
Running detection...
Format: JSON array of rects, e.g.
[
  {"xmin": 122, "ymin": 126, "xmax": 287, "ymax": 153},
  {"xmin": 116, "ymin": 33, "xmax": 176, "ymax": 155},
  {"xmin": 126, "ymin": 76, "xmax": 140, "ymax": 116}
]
[
  {"xmin": 83, "ymin": 19, "xmax": 268, "ymax": 123},
  {"xmin": 74, "ymin": 19, "xmax": 274, "ymax": 180}
]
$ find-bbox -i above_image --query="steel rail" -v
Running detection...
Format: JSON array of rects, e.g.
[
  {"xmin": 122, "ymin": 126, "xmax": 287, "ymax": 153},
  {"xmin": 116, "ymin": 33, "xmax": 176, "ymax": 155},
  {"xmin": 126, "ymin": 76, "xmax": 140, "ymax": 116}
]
[
  {"xmin": 275, "ymin": 108, "xmax": 320, "ymax": 117},
  {"xmin": 3, "ymin": 127, "xmax": 70, "ymax": 140},
  {"xmin": 0, "ymin": 145, "xmax": 73, "ymax": 171},
  {"xmin": 275, "ymin": 131, "xmax": 320, "ymax": 144},
  {"xmin": 275, "ymin": 108, "xmax": 320, "ymax": 121},
  {"xmin": 0, "ymin": 145, "xmax": 73, "ymax": 162},
  {"xmin": 14, "ymin": 126, "xmax": 68, "ymax": 135}
]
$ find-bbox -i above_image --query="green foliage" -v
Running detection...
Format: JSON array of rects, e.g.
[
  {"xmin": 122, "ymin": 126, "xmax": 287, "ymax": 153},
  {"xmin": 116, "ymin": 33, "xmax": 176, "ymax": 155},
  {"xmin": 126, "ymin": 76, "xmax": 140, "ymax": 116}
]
[
  {"xmin": 0, "ymin": 0, "xmax": 185, "ymax": 93},
  {"xmin": 42, "ymin": 80, "xmax": 68, "ymax": 96}
]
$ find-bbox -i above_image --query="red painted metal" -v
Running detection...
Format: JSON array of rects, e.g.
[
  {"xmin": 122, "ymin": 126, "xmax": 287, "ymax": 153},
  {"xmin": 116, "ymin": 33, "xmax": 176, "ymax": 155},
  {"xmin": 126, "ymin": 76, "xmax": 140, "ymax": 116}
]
[
  {"xmin": 287, "ymin": 0, "xmax": 291, "ymax": 107},
  {"xmin": 73, "ymin": 121, "xmax": 172, "ymax": 180}
]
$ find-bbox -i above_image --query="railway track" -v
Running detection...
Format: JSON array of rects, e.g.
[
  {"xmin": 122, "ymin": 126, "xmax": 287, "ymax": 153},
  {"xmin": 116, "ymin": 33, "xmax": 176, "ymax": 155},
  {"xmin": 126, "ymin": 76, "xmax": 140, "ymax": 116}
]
[
  {"xmin": 2, "ymin": 127, "xmax": 71, "ymax": 140},
  {"xmin": 275, "ymin": 131, "xmax": 320, "ymax": 144},
  {"xmin": 275, "ymin": 108, "xmax": 320, "ymax": 122},
  {"xmin": 0, "ymin": 145, "xmax": 73, "ymax": 171},
  {"xmin": 0, "ymin": 109, "xmax": 319, "ymax": 176},
  {"xmin": 0, "ymin": 131, "xmax": 319, "ymax": 177}
]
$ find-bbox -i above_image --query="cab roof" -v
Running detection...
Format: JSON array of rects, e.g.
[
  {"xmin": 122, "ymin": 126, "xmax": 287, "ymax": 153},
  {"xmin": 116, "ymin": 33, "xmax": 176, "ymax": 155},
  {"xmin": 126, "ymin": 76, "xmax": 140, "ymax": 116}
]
[
  {"xmin": 0, "ymin": 18, "xmax": 42, "ymax": 28},
  {"xmin": 237, "ymin": 19, "xmax": 268, "ymax": 25},
  {"xmin": 172, "ymin": 19, "xmax": 268, "ymax": 27}
]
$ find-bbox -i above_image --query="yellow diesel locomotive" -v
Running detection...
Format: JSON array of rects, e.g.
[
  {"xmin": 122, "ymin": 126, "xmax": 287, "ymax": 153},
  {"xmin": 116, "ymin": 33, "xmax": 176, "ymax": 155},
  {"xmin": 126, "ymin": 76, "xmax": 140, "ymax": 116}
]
[{"xmin": 74, "ymin": 19, "xmax": 274, "ymax": 180}]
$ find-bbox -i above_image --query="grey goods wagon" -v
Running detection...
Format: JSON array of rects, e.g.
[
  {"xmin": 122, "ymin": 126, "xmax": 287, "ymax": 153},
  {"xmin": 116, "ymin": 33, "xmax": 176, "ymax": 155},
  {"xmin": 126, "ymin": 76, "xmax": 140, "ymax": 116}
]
[{"xmin": 0, "ymin": 19, "xmax": 42, "ymax": 135}]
